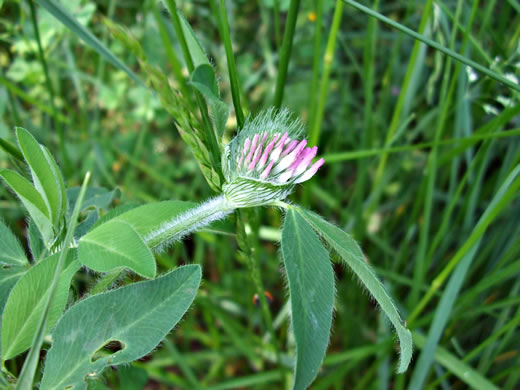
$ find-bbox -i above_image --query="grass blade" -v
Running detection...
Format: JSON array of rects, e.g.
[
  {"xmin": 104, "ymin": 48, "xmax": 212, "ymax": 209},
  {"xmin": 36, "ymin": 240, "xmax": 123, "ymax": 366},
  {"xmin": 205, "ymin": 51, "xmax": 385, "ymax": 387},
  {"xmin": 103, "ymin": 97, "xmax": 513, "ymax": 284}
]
[{"xmin": 34, "ymin": 0, "xmax": 145, "ymax": 87}]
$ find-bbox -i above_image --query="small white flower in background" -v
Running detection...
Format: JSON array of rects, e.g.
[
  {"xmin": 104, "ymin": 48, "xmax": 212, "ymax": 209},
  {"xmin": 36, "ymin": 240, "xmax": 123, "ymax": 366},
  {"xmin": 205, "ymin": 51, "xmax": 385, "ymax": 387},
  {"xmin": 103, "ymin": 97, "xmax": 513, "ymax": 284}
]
[{"xmin": 223, "ymin": 108, "xmax": 324, "ymax": 207}]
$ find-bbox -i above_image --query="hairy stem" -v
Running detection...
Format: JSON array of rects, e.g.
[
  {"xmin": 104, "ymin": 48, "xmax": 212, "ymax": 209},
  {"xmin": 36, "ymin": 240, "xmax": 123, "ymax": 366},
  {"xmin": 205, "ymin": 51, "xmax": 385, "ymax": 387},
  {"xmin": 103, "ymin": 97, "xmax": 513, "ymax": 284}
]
[{"xmin": 145, "ymin": 195, "xmax": 235, "ymax": 250}]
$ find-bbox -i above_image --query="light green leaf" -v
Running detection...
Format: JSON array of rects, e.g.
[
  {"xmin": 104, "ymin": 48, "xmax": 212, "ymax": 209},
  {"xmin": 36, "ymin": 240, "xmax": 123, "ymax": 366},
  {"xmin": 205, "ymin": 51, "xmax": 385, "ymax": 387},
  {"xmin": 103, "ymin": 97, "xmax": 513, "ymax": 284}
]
[
  {"xmin": 282, "ymin": 209, "xmax": 335, "ymax": 390},
  {"xmin": 177, "ymin": 10, "xmax": 210, "ymax": 68},
  {"xmin": 34, "ymin": 0, "xmax": 144, "ymax": 87},
  {"xmin": 100, "ymin": 200, "xmax": 196, "ymax": 239},
  {"xmin": 0, "ymin": 219, "xmax": 28, "ymax": 267},
  {"xmin": 78, "ymin": 220, "xmax": 156, "ymax": 279},
  {"xmin": 296, "ymin": 207, "xmax": 413, "ymax": 373},
  {"xmin": 1, "ymin": 250, "xmax": 79, "ymax": 362},
  {"xmin": 0, "ymin": 169, "xmax": 53, "ymax": 244},
  {"xmin": 191, "ymin": 64, "xmax": 229, "ymax": 138},
  {"xmin": 40, "ymin": 265, "xmax": 202, "ymax": 390},
  {"xmin": 16, "ymin": 127, "xmax": 63, "ymax": 225},
  {"xmin": 41, "ymin": 145, "xmax": 67, "ymax": 222}
]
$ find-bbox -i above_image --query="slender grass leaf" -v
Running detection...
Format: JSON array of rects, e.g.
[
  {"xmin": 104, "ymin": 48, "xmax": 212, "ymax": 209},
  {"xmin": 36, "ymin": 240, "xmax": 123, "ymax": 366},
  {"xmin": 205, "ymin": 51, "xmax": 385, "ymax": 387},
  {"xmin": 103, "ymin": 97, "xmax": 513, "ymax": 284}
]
[
  {"xmin": 40, "ymin": 265, "xmax": 201, "ymax": 390},
  {"xmin": 1, "ymin": 250, "xmax": 79, "ymax": 362},
  {"xmin": 408, "ymin": 244, "xmax": 480, "ymax": 389},
  {"xmin": 177, "ymin": 11, "xmax": 211, "ymax": 68},
  {"xmin": 282, "ymin": 209, "xmax": 335, "ymax": 390},
  {"xmin": 16, "ymin": 127, "xmax": 63, "ymax": 225},
  {"xmin": 0, "ymin": 219, "xmax": 28, "ymax": 267},
  {"xmin": 296, "ymin": 207, "xmax": 412, "ymax": 373},
  {"xmin": 413, "ymin": 333, "xmax": 500, "ymax": 390},
  {"xmin": 0, "ymin": 169, "xmax": 53, "ymax": 244},
  {"xmin": 34, "ymin": 0, "xmax": 144, "ymax": 87},
  {"xmin": 191, "ymin": 64, "xmax": 229, "ymax": 138},
  {"xmin": 78, "ymin": 220, "xmax": 156, "ymax": 278}
]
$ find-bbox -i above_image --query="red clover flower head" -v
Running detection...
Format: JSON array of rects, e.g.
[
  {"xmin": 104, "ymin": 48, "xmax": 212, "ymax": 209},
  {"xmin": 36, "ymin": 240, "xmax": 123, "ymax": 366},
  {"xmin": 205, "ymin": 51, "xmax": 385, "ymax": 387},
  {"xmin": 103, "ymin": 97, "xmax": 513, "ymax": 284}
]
[{"xmin": 222, "ymin": 108, "xmax": 324, "ymax": 207}]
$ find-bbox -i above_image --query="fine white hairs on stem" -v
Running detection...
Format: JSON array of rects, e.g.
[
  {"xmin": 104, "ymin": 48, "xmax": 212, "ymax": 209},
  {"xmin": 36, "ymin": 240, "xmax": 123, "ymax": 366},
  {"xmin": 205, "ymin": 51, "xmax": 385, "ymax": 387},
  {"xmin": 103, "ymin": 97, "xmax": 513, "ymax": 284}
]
[{"xmin": 144, "ymin": 195, "xmax": 234, "ymax": 252}]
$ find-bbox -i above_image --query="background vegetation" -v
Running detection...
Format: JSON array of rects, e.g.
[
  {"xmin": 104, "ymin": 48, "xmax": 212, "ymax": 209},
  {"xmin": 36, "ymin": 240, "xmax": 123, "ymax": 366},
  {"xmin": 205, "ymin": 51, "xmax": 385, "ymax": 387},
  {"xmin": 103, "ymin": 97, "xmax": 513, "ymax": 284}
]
[{"xmin": 1, "ymin": 0, "xmax": 519, "ymax": 388}]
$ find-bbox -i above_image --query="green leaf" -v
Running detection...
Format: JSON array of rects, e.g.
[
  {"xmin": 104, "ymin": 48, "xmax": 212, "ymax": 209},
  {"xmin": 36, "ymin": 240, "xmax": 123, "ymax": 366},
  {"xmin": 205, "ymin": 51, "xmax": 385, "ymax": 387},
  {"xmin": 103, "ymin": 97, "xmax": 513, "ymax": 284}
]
[
  {"xmin": 0, "ymin": 266, "xmax": 26, "ymax": 316},
  {"xmin": 40, "ymin": 264, "xmax": 202, "ymax": 390},
  {"xmin": 1, "ymin": 250, "xmax": 79, "ymax": 362},
  {"xmin": 0, "ymin": 219, "xmax": 28, "ymax": 267},
  {"xmin": 34, "ymin": 0, "xmax": 145, "ymax": 87},
  {"xmin": 28, "ymin": 218, "xmax": 45, "ymax": 262},
  {"xmin": 0, "ymin": 169, "xmax": 53, "ymax": 244},
  {"xmin": 97, "ymin": 200, "xmax": 196, "ymax": 240},
  {"xmin": 41, "ymin": 145, "xmax": 67, "ymax": 223},
  {"xmin": 177, "ymin": 10, "xmax": 211, "ymax": 68},
  {"xmin": 296, "ymin": 207, "xmax": 413, "ymax": 373},
  {"xmin": 78, "ymin": 220, "xmax": 156, "ymax": 279},
  {"xmin": 281, "ymin": 209, "xmax": 335, "ymax": 390},
  {"xmin": 16, "ymin": 127, "xmax": 64, "ymax": 226},
  {"xmin": 191, "ymin": 64, "xmax": 229, "ymax": 138}
]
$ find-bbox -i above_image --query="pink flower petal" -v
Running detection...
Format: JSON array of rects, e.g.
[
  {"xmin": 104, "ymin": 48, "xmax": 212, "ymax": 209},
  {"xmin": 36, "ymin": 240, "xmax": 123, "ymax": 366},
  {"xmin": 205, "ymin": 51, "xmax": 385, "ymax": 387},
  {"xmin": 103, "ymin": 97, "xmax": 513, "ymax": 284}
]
[
  {"xmin": 244, "ymin": 134, "xmax": 259, "ymax": 165},
  {"xmin": 294, "ymin": 157, "xmax": 324, "ymax": 183},
  {"xmin": 260, "ymin": 160, "xmax": 275, "ymax": 180}
]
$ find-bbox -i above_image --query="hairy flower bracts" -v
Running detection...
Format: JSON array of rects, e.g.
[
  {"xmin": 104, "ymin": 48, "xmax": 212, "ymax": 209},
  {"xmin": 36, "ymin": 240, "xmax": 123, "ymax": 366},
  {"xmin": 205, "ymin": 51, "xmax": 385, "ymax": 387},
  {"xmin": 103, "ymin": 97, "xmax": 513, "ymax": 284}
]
[{"xmin": 222, "ymin": 109, "xmax": 324, "ymax": 207}]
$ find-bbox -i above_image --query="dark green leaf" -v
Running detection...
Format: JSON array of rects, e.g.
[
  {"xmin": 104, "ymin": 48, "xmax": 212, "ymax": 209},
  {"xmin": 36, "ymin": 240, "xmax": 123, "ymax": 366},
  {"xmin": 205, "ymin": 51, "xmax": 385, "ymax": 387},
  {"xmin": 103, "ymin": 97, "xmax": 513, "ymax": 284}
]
[
  {"xmin": 297, "ymin": 207, "xmax": 413, "ymax": 373},
  {"xmin": 40, "ymin": 265, "xmax": 201, "ymax": 390},
  {"xmin": 282, "ymin": 209, "xmax": 335, "ymax": 390},
  {"xmin": 0, "ymin": 219, "xmax": 28, "ymax": 267}
]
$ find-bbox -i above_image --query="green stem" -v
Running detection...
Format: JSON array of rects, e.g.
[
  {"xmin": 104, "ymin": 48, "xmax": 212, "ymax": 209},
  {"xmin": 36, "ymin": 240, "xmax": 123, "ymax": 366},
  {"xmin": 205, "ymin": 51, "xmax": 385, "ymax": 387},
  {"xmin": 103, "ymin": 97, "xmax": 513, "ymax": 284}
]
[
  {"xmin": 28, "ymin": 0, "xmax": 69, "ymax": 171},
  {"xmin": 217, "ymin": 0, "xmax": 245, "ymax": 128},
  {"xmin": 152, "ymin": 1, "xmax": 191, "ymax": 104},
  {"xmin": 273, "ymin": 0, "xmax": 281, "ymax": 49},
  {"xmin": 307, "ymin": 0, "xmax": 323, "ymax": 128},
  {"xmin": 272, "ymin": 0, "xmax": 301, "ymax": 109},
  {"xmin": 308, "ymin": 0, "xmax": 344, "ymax": 147},
  {"xmin": 238, "ymin": 210, "xmax": 285, "ymax": 380},
  {"xmin": 368, "ymin": 0, "xmax": 433, "ymax": 212},
  {"xmin": 144, "ymin": 195, "xmax": 234, "ymax": 249},
  {"xmin": 15, "ymin": 172, "xmax": 91, "ymax": 390}
]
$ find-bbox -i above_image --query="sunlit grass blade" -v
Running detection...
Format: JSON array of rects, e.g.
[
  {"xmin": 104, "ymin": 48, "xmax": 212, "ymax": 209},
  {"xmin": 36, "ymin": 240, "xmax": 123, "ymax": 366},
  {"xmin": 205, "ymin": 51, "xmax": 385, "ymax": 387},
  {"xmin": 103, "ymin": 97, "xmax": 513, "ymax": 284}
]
[{"xmin": 413, "ymin": 333, "xmax": 500, "ymax": 390}]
